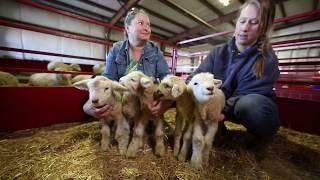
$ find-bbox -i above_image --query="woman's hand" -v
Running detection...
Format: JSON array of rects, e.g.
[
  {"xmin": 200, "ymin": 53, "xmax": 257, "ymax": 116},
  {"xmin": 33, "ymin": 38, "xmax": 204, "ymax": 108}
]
[
  {"xmin": 83, "ymin": 99, "xmax": 113, "ymax": 119},
  {"xmin": 148, "ymin": 99, "xmax": 174, "ymax": 117}
]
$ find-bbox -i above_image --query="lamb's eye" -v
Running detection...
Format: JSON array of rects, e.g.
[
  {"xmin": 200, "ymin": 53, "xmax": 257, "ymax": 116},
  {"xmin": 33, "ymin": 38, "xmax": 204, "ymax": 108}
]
[
  {"xmin": 164, "ymin": 84, "xmax": 171, "ymax": 89},
  {"xmin": 131, "ymin": 78, "xmax": 136, "ymax": 82},
  {"xmin": 104, "ymin": 87, "xmax": 109, "ymax": 91},
  {"xmin": 194, "ymin": 82, "xmax": 198, "ymax": 86}
]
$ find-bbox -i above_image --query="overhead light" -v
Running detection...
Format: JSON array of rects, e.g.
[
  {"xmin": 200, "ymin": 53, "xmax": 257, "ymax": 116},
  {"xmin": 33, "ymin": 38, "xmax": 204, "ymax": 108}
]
[{"xmin": 219, "ymin": 0, "xmax": 230, "ymax": 6}]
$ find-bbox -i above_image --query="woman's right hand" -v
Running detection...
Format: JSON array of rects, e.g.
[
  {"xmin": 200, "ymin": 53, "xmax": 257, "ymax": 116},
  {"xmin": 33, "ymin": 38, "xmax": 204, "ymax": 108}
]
[{"xmin": 83, "ymin": 99, "xmax": 113, "ymax": 119}]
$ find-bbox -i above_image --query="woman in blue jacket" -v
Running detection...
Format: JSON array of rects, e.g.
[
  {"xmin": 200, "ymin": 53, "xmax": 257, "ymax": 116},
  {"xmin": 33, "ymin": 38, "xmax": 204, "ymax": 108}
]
[
  {"xmin": 83, "ymin": 9, "xmax": 171, "ymax": 119},
  {"xmin": 190, "ymin": 0, "xmax": 280, "ymax": 140}
]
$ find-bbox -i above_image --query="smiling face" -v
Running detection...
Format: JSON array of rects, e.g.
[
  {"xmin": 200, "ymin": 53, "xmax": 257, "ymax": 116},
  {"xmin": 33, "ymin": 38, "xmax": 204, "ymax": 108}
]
[
  {"xmin": 125, "ymin": 12, "xmax": 151, "ymax": 43},
  {"xmin": 234, "ymin": 3, "xmax": 261, "ymax": 51}
]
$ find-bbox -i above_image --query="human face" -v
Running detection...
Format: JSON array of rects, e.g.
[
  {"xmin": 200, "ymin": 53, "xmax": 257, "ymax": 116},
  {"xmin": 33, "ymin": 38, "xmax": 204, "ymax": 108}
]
[
  {"xmin": 234, "ymin": 4, "xmax": 260, "ymax": 51},
  {"xmin": 126, "ymin": 13, "xmax": 151, "ymax": 43}
]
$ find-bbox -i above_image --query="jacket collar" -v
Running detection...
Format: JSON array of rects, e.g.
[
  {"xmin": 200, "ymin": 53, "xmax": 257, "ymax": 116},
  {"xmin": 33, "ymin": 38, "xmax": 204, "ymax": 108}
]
[{"xmin": 228, "ymin": 37, "xmax": 259, "ymax": 58}]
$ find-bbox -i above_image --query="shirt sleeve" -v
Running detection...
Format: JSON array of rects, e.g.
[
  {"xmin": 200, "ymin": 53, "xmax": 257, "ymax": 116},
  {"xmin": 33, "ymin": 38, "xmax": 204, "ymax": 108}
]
[
  {"xmin": 103, "ymin": 45, "xmax": 119, "ymax": 81},
  {"xmin": 155, "ymin": 47, "xmax": 171, "ymax": 80}
]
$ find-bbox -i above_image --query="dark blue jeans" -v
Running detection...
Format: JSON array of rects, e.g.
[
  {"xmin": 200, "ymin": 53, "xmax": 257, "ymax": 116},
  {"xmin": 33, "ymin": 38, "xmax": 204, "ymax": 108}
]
[{"xmin": 224, "ymin": 94, "xmax": 280, "ymax": 138}]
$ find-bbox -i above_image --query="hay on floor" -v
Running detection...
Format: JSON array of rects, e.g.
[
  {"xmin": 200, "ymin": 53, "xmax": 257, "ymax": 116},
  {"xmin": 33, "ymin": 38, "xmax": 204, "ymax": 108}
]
[{"xmin": 0, "ymin": 109, "xmax": 319, "ymax": 179}]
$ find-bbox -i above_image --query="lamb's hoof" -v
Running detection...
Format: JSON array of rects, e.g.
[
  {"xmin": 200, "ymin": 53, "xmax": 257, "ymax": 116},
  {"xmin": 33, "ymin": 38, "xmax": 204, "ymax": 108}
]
[
  {"xmin": 126, "ymin": 147, "xmax": 138, "ymax": 158},
  {"xmin": 190, "ymin": 161, "xmax": 203, "ymax": 170},
  {"xmin": 178, "ymin": 153, "xmax": 186, "ymax": 162},
  {"xmin": 173, "ymin": 148, "xmax": 179, "ymax": 158},
  {"xmin": 119, "ymin": 148, "xmax": 127, "ymax": 156},
  {"xmin": 155, "ymin": 144, "xmax": 165, "ymax": 157},
  {"xmin": 191, "ymin": 156, "xmax": 203, "ymax": 169},
  {"xmin": 101, "ymin": 143, "xmax": 110, "ymax": 151}
]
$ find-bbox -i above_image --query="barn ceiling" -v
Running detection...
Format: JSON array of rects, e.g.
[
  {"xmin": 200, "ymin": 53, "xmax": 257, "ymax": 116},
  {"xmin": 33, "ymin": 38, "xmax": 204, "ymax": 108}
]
[{"xmin": 32, "ymin": 0, "xmax": 320, "ymax": 52}]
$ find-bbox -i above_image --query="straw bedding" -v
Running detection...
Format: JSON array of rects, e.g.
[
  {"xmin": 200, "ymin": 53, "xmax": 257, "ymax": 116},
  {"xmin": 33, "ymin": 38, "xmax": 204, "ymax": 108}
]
[{"xmin": 0, "ymin": 108, "xmax": 319, "ymax": 179}]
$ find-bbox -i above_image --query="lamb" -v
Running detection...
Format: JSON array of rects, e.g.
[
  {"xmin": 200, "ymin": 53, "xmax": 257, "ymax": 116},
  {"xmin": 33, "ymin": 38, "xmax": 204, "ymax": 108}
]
[
  {"xmin": 71, "ymin": 75, "xmax": 92, "ymax": 84},
  {"xmin": 187, "ymin": 72, "xmax": 225, "ymax": 169},
  {"xmin": 73, "ymin": 76, "xmax": 130, "ymax": 156},
  {"xmin": 47, "ymin": 62, "xmax": 81, "ymax": 72},
  {"xmin": 28, "ymin": 67, "xmax": 72, "ymax": 86},
  {"xmin": 155, "ymin": 75, "xmax": 195, "ymax": 161},
  {"xmin": 93, "ymin": 63, "xmax": 105, "ymax": 74},
  {"xmin": 119, "ymin": 71, "xmax": 166, "ymax": 158},
  {"xmin": 0, "ymin": 71, "xmax": 19, "ymax": 86},
  {"xmin": 47, "ymin": 62, "xmax": 74, "ymax": 71}
]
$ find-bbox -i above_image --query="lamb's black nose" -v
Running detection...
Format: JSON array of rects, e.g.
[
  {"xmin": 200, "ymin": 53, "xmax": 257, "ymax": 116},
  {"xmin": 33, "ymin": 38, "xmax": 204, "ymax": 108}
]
[
  {"xmin": 92, "ymin": 99, "xmax": 99, "ymax": 104},
  {"xmin": 207, "ymin": 86, "xmax": 213, "ymax": 92}
]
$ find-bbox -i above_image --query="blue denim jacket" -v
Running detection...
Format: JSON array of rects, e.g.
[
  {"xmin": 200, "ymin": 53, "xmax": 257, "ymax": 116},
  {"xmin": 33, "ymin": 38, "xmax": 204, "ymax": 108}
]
[
  {"xmin": 193, "ymin": 37, "xmax": 280, "ymax": 99},
  {"xmin": 103, "ymin": 40, "xmax": 170, "ymax": 81}
]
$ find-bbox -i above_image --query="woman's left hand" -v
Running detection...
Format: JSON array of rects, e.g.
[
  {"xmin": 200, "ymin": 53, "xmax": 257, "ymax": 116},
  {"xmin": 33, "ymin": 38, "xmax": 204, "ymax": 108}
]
[{"xmin": 149, "ymin": 100, "xmax": 174, "ymax": 117}]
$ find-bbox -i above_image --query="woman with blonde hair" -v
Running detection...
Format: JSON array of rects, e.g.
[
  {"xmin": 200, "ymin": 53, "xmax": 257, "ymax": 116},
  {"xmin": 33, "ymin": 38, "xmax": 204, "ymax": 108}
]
[
  {"xmin": 83, "ymin": 8, "xmax": 171, "ymax": 119},
  {"xmin": 190, "ymin": 0, "xmax": 280, "ymax": 142}
]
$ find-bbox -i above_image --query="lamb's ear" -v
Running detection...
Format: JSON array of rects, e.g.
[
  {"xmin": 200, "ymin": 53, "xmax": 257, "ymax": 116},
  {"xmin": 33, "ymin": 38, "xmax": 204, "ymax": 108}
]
[
  {"xmin": 141, "ymin": 77, "xmax": 153, "ymax": 88},
  {"xmin": 112, "ymin": 81, "xmax": 128, "ymax": 91},
  {"xmin": 213, "ymin": 79, "xmax": 222, "ymax": 88},
  {"xmin": 73, "ymin": 79, "xmax": 89, "ymax": 90},
  {"xmin": 172, "ymin": 84, "xmax": 183, "ymax": 98}
]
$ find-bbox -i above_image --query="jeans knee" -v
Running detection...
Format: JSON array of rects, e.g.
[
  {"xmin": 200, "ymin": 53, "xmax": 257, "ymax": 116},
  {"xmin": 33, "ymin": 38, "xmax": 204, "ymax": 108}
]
[{"xmin": 234, "ymin": 94, "xmax": 280, "ymax": 138}]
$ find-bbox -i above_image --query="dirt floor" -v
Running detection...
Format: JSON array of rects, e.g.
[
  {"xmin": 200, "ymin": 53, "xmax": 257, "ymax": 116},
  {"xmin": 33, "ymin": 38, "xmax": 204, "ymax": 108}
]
[{"xmin": 0, "ymin": 109, "xmax": 319, "ymax": 179}]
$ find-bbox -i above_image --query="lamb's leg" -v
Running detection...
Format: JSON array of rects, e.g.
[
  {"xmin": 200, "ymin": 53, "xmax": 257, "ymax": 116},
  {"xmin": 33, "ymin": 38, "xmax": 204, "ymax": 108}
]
[
  {"xmin": 154, "ymin": 117, "xmax": 165, "ymax": 157},
  {"xmin": 203, "ymin": 122, "xmax": 219, "ymax": 167},
  {"xmin": 174, "ymin": 114, "xmax": 183, "ymax": 158},
  {"xmin": 126, "ymin": 120, "xmax": 145, "ymax": 158},
  {"xmin": 178, "ymin": 121, "xmax": 193, "ymax": 162},
  {"xmin": 115, "ymin": 116, "xmax": 130, "ymax": 156},
  {"xmin": 100, "ymin": 123, "xmax": 111, "ymax": 151},
  {"xmin": 191, "ymin": 121, "xmax": 204, "ymax": 169}
]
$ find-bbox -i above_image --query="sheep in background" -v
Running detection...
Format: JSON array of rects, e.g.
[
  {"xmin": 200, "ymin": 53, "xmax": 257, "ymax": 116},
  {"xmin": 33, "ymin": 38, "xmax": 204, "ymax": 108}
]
[
  {"xmin": 187, "ymin": 72, "xmax": 225, "ymax": 169},
  {"xmin": 28, "ymin": 67, "xmax": 71, "ymax": 86},
  {"xmin": 47, "ymin": 62, "xmax": 73, "ymax": 71},
  {"xmin": 93, "ymin": 63, "xmax": 105, "ymax": 75},
  {"xmin": 120, "ymin": 71, "xmax": 166, "ymax": 158},
  {"xmin": 0, "ymin": 71, "xmax": 19, "ymax": 86},
  {"xmin": 155, "ymin": 75, "xmax": 195, "ymax": 162},
  {"xmin": 71, "ymin": 75, "xmax": 92, "ymax": 84},
  {"xmin": 74, "ymin": 76, "xmax": 130, "ymax": 156},
  {"xmin": 70, "ymin": 63, "xmax": 81, "ymax": 72},
  {"xmin": 47, "ymin": 62, "xmax": 81, "ymax": 72}
]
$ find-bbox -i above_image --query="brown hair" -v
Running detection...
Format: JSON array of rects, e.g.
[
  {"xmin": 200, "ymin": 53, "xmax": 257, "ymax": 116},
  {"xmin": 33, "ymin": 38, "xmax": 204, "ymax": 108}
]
[
  {"xmin": 124, "ymin": 8, "xmax": 148, "ymax": 39},
  {"xmin": 240, "ymin": 0, "xmax": 276, "ymax": 79}
]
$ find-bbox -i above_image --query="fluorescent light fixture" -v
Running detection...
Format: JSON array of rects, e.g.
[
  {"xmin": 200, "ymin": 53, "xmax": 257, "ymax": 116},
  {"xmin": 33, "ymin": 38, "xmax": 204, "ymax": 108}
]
[{"xmin": 219, "ymin": 0, "xmax": 230, "ymax": 6}]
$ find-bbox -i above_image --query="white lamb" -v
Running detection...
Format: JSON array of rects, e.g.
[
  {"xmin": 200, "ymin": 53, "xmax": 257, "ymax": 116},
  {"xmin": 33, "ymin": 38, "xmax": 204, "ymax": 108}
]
[
  {"xmin": 187, "ymin": 72, "xmax": 225, "ymax": 169},
  {"xmin": 156, "ymin": 75, "xmax": 195, "ymax": 161},
  {"xmin": 119, "ymin": 71, "xmax": 166, "ymax": 158},
  {"xmin": 0, "ymin": 71, "xmax": 19, "ymax": 86},
  {"xmin": 74, "ymin": 76, "xmax": 130, "ymax": 156},
  {"xmin": 28, "ymin": 67, "xmax": 71, "ymax": 86}
]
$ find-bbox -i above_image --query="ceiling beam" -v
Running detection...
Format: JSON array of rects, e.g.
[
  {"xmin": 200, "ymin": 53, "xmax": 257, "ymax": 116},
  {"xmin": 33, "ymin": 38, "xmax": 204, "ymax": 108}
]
[
  {"xmin": 110, "ymin": 0, "xmax": 140, "ymax": 25},
  {"xmin": 167, "ymin": 10, "xmax": 238, "ymax": 43},
  {"xmin": 198, "ymin": 0, "xmax": 235, "ymax": 27},
  {"xmin": 77, "ymin": 0, "xmax": 117, "ymax": 13},
  {"xmin": 274, "ymin": 15, "xmax": 320, "ymax": 30},
  {"xmin": 134, "ymin": 5, "xmax": 189, "ymax": 30},
  {"xmin": 159, "ymin": 0, "xmax": 218, "ymax": 31},
  {"xmin": 40, "ymin": 0, "xmax": 111, "ymax": 21}
]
